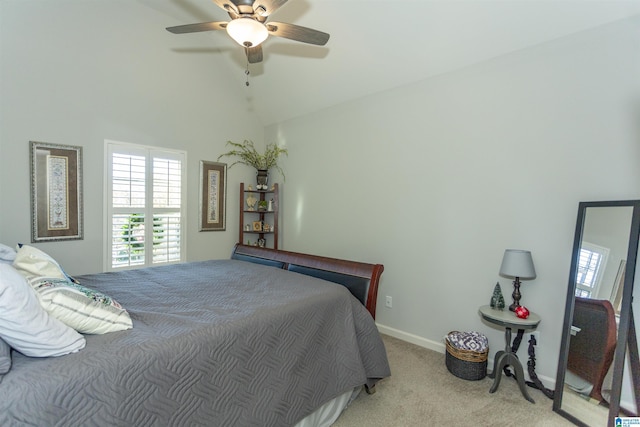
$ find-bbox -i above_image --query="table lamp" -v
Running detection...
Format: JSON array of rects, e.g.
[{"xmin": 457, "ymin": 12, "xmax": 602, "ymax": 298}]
[{"xmin": 499, "ymin": 249, "xmax": 536, "ymax": 312}]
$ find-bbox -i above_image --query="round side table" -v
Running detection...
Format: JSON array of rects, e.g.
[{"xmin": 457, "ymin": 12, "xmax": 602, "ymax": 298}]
[{"xmin": 479, "ymin": 305, "xmax": 541, "ymax": 403}]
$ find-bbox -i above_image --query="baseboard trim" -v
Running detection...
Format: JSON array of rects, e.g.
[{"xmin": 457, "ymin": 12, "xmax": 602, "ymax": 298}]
[
  {"xmin": 376, "ymin": 323, "xmax": 446, "ymax": 354},
  {"xmin": 376, "ymin": 322, "xmax": 557, "ymax": 389}
]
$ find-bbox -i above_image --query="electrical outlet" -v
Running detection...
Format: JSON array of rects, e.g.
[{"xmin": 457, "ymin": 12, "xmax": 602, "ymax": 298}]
[{"xmin": 385, "ymin": 296, "xmax": 392, "ymax": 308}]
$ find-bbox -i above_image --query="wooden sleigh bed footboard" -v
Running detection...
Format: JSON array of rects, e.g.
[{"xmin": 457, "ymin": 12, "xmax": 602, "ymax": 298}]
[{"xmin": 231, "ymin": 244, "xmax": 384, "ymax": 320}]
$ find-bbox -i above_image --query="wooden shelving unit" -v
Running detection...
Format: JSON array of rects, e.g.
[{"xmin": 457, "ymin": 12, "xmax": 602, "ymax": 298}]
[{"xmin": 238, "ymin": 182, "xmax": 279, "ymax": 249}]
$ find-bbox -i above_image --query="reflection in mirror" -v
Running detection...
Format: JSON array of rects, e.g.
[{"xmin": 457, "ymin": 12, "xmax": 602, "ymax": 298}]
[{"xmin": 554, "ymin": 201, "xmax": 640, "ymax": 427}]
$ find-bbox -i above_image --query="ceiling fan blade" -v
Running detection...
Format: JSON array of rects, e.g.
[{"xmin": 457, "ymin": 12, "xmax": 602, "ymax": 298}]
[
  {"xmin": 252, "ymin": 0, "xmax": 289, "ymax": 17},
  {"xmin": 166, "ymin": 21, "xmax": 227, "ymax": 34},
  {"xmin": 266, "ymin": 22, "xmax": 329, "ymax": 45},
  {"xmin": 246, "ymin": 45, "xmax": 263, "ymax": 64}
]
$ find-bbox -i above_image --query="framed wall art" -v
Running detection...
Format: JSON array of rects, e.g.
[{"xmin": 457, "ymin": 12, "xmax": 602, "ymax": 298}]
[
  {"xmin": 30, "ymin": 141, "xmax": 83, "ymax": 242},
  {"xmin": 199, "ymin": 161, "xmax": 227, "ymax": 231}
]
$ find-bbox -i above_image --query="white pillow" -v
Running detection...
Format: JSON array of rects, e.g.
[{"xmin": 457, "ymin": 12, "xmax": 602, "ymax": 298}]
[
  {"xmin": 0, "ymin": 337, "xmax": 11, "ymax": 377},
  {"xmin": 0, "ymin": 243, "xmax": 16, "ymax": 265},
  {"xmin": 12, "ymin": 244, "xmax": 66, "ymax": 279},
  {"xmin": 13, "ymin": 245, "xmax": 133, "ymax": 335},
  {"xmin": 0, "ymin": 263, "xmax": 85, "ymax": 357}
]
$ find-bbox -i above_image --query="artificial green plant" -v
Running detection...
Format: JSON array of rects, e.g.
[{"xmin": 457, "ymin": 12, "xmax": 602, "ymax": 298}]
[{"xmin": 217, "ymin": 140, "xmax": 288, "ymax": 181}]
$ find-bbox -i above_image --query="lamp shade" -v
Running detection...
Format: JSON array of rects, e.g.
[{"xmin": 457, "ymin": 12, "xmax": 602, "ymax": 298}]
[
  {"xmin": 226, "ymin": 18, "xmax": 268, "ymax": 47},
  {"xmin": 499, "ymin": 249, "xmax": 536, "ymax": 280}
]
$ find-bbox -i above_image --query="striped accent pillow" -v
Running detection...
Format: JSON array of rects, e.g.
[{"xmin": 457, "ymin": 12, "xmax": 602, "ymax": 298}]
[{"xmin": 26, "ymin": 277, "xmax": 133, "ymax": 335}]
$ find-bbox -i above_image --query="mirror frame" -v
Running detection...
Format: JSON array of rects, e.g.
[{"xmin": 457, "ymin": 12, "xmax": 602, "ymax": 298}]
[{"xmin": 554, "ymin": 200, "xmax": 640, "ymax": 426}]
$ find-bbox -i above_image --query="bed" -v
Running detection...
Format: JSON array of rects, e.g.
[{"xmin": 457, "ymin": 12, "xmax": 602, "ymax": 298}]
[
  {"xmin": 566, "ymin": 297, "xmax": 617, "ymax": 402},
  {"xmin": 0, "ymin": 243, "xmax": 390, "ymax": 426}
]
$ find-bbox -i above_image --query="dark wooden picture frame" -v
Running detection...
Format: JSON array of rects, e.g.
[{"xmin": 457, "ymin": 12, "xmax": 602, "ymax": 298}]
[
  {"xmin": 30, "ymin": 141, "xmax": 83, "ymax": 242},
  {"xmin": 199, "ymin": 161, "xmax": 227, "ymax": 231}
]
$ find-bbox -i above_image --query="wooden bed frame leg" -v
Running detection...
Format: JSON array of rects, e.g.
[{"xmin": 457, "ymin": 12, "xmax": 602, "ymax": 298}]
[{"xmin": 365, "ymin": 384, "xmax": 376, "ymax": 394}]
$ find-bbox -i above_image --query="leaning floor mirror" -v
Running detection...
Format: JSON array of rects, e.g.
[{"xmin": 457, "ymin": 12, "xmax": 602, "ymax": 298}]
[{"xmin": 554, "ymin": 200, "xmax": 640, "ymax": 427}]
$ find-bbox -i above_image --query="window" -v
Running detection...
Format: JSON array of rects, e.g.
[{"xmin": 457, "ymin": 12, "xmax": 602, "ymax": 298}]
[
  {"xmin": 575, "ymin": 242, "xmax": 609, "ymax": 298},
  {"xmin": 106, "ymin": 141, "xmax": 186, "ymax": 270}
]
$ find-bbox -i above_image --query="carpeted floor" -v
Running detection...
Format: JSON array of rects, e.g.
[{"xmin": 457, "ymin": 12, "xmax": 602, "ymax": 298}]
[{"xmin": 332, "ymin": 334, "xmax": 575, "ymax": 426}]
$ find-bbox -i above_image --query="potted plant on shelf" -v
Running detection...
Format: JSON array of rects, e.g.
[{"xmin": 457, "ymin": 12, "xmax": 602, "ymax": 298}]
[{"xmin": 217, "ymin": 140, "xmax": 288, "ymax": 187}]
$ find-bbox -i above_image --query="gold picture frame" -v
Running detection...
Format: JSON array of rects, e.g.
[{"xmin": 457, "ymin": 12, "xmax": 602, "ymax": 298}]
[
  {"xmin": 30, "ymin": 141, "xmax": 83, "ymax": 242},
  {"xmin": 252, "ymin": 221, "xmax": 263, "ymax": 232},
  {"xmin": 199, "ymin": 161, "xmax": 227, "ymax": 231}
]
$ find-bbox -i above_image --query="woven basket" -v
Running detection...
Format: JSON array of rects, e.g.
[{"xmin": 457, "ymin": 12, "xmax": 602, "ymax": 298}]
[{"xmin": 445, "ymin": 333, "xmax": 488, "ymax": 381}]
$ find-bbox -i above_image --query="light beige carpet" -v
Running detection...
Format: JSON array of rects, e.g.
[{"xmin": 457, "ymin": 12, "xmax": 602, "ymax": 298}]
[{"xmin": 333, "ymin": 334, "xmax": 575, "ymax": 427}]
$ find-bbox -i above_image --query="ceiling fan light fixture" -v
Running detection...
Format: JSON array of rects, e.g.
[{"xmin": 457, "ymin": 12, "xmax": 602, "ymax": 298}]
[{"xmin": 226, "ymin": 18, "xmax": 268, "ymax": 48}]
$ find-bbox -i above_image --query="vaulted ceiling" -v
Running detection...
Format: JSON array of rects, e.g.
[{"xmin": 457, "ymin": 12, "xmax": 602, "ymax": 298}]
[{"xmin": 140, "ymin": 0, "xmax": 640, "ymax": 125}]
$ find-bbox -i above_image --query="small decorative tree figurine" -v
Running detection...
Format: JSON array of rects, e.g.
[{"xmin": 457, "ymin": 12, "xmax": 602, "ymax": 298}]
[{"xmin": 490, "ymin": 282, "xmax": 506, "ymax": 310}]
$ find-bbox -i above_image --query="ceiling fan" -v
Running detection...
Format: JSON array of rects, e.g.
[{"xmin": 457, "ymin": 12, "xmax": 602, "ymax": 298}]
[{"xmin": 166, "ymin": 0, "xmax": 330, "ymax": 64}]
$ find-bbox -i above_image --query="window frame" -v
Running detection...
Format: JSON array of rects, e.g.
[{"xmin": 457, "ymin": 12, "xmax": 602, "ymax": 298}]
[
  {"xmin": 104, "ymin": 140, "xmax": 187, "ymax": 271},
  {"xmin": 575, "ymin": 241, "xmax": 609, "ymax": 298}
]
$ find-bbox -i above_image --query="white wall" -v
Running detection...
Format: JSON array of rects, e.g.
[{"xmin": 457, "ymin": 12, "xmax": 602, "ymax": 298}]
[
  {"xmin": 0, "ymin": 0, "xmax": 263, "ymax": 274},
  {"xmin": 266, "ymin": 16, "xmax": 640, "ymax": 383}
]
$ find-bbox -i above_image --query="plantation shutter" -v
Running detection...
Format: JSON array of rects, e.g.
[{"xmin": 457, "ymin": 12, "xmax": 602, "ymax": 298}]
[{"xmin": 106, "ymin": 142, "xmax": 186, "ymax": 270}]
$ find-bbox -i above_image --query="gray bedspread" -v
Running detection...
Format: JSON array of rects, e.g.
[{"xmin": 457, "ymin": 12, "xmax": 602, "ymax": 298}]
[{"xmin": 0, "ymin": 260, "xmax": 390, "ymax": 426}]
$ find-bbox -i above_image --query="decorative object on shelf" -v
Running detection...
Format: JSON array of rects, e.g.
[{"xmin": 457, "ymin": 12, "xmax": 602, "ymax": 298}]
[
  {"xmin": 239, "ymin": 182, "xmax": 279, "ymax": 250},
  {"xmin": 490, "ymin": 282, "xmax": 506, "ymax": 310},
  {"xmin": 499, "ymin": 249, "xmax": 536, "ymax": 312},
  {"xmin": 257, "ymin": 170, "xmax": 268, "ymax": 188},
  {"xmin": 217, "ymin": 140, "xmax": 288, "ymax": 184},
  {"xmin": 199, "ymin": 161, "xmax": 227, "ymax": 232},
  {"xmin": 515, "ymin": 306, "xmax": 530, "ymax": 319},
  {"xmin": 268, "ymin": 199, "xmax": 274, "ymax": 211},
  {"xmin": 30, "ymin": 141, "xmax": 84, "ymax": 242},
  {"xmin": 245, "ymin": 224, "xmax": 250, "ymax": 231},
  {"xmin": 247, "ymin": 184, "xmax": 253, "ymax": 191},
  {"xmin": 258, "ymin": 238, "xmax": 266, "ymax": 248},
  {"xmin": 246, "ymin": 193, "xmax": 257, "ymax": 211}
]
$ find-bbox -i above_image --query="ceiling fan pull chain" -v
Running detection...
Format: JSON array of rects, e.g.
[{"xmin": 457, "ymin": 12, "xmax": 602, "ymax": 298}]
[{"xmin": 244, "ymin": 50, "xmax": 250, "ymax": 87}]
